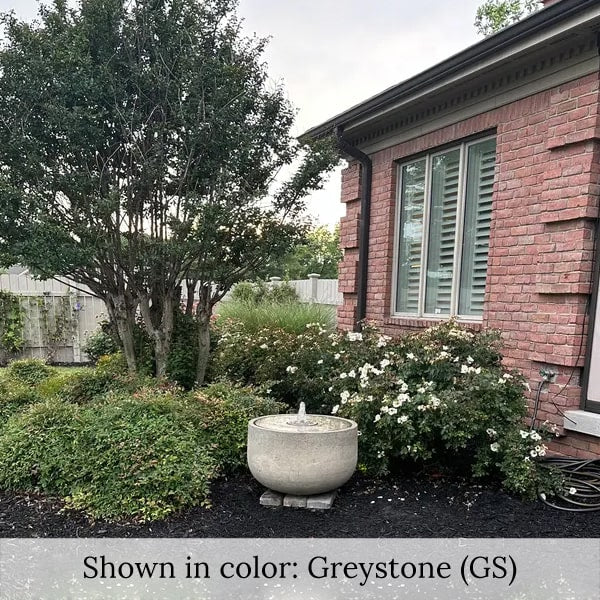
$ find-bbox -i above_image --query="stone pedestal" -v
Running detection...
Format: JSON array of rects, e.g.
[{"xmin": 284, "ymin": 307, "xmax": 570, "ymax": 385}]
[{"xmin": 259, "ymin": 489, "xmax": 337, "ymax": 510}]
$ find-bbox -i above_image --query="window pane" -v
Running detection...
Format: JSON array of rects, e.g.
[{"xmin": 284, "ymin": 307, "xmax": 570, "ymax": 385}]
[
  {"xmin": 459, "ymin": 138, "xmax": 496, "ymax": 316},
  {"xmin": 395, "ymin": 159, "xmax": 426, "ymax": 314},
  {"xmin": 424, "ymin": 149, "xmax": 460, "ymax": 315}
]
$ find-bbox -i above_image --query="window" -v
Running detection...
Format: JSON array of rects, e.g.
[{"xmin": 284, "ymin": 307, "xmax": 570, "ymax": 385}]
[{"xmin": 393, "ymin": 137, "xmax": 496, "ymax": 318}]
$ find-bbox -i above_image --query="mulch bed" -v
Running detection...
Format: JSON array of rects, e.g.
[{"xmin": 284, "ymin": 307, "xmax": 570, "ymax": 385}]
[{"xmin": 1, "ymin": 472, "xmax": 599, "ymax": 537}]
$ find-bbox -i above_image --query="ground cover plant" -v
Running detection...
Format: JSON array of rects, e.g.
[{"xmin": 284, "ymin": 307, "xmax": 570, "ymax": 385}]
[{"xmin": 0, "ymin": 357, "xmax": 283, "ymax": 521}]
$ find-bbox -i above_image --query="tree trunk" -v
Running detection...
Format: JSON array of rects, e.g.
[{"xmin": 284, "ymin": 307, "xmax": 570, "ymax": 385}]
[
  {"xmin": 195, "ymin": 311, "xmax": 211, "ymax": 386},
  {"xmin": 106, "ymin": 294, "xmax": 137, "ymax": 372},
  {"xmin": 137, "ymin": 292, "xmax": 174, "ymax": 379},
  {"xmin": 185, "ymin": 280, "xmax": 196, "ymax": 317}
]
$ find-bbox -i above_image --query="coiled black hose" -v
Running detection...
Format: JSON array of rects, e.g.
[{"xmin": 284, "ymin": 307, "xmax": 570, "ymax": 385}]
[{"xmin": 539, "ymin": 457, "xmax": 600, "ymax": 512}]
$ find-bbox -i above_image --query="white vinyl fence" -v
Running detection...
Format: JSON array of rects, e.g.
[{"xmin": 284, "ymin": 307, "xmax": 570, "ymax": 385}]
[{"xmin": 280, "ymin": 275, "xmax": 342, "ymax": 305}]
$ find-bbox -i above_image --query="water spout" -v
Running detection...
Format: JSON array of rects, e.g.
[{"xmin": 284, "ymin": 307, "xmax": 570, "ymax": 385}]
[{"xmin": 287, "ymin": 401, "xmax": 317, "ymax": 426}]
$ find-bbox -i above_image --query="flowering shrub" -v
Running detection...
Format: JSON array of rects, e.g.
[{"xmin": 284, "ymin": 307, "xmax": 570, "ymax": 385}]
[
  {"xmin": 212, "ymin": 321, "xmax": 389, "ymax": 412},
  {"xmin": 330, "ymin": 321, "xmax": 559, "ymax": 498}
]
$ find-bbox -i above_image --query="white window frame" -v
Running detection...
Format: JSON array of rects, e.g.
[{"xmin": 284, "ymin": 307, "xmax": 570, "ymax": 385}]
[{"xmin": 391, "ymin": 135, "xmax": 496, "ymax": 321}]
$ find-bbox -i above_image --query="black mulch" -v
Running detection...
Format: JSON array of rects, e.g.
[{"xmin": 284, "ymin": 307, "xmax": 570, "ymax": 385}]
[{"xmin": 1, "ymin": 472, "xmax": 599, "ymax": 538}]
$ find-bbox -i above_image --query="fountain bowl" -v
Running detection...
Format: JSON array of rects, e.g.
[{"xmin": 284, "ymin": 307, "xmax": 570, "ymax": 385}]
[{"xmin": 247, "ymin": 413, "xmax": 358, "ymax": 496}]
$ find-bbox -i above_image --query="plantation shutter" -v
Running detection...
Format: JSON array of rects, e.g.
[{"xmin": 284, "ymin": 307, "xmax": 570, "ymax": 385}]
[
  {"xmin": 395, "ymin": 159, "xmax": 426, "ymax": 314},
  {"xmin": 424, "ymin": 150, "xmax": 460, "ymax": 315},
  {"xmin": 458, "ymin": 138, "xmax": 496, "ymax": 316}
]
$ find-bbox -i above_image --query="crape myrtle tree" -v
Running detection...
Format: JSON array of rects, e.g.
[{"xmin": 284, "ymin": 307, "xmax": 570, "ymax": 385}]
[
  {"xmin": 0, "ymin": 0, "xmax": 339, "ymax": 382},
  {"xmin": 475, "ymin": 0, "xmax": 541, "ymax": 35}
]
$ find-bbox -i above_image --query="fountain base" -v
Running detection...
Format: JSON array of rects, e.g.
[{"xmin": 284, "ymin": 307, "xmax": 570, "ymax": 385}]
[{"xmin": 259, "ymin": 489, "xmax": 337, "ymax": 510}]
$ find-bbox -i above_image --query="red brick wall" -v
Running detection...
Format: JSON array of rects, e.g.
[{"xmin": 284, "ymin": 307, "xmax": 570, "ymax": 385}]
[{"xmin": 338, "ymin": 72, "xmax": 600, "ymax": 457}]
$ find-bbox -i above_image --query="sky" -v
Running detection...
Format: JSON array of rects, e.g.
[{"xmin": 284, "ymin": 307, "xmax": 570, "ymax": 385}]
[{"xmin": 0, "ymin": 0, "xmax": 486, "ymax": 226}]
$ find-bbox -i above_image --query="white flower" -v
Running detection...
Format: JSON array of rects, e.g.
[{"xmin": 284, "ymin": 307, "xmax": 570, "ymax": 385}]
[
  {"xmin": 317, "ymin": 359, "xmax": 323, "ymax": 365},
  {"xmin": 332, "ymin": 405, "xmax": 339, "ymax": 414},
  {"xmin": 520, "ymin": 430, "xmax": 529, "ymax": 439},
  {"xmin": 340, "ymin": 390, "xmax": 350, "ymax": 402},
  {"xmin": 502, "ymin": 373, "xmax": 513, "ymax": 380},
  {"xmin": 388, "ymin": 407, "xmax": 398, "ymax": 416},
  {"xmin": 339, "ymin": 372, "xmax": 348, "ymax": 379},
  {"xmin": 461, "ymin": 364, "xmax": 469, "ymax": 374},
  {"xmin": 334, "ymin": 353, "xmax": 341, "ymax": 360},
  {"xmin": 286, "ymin": 365, "xmax": 298, "ymax": 374},
  {"xmin": 377, "ymin": 335, "xmax": 390, "ymax": 348},
  {"xmin": 397, "ymin": 415, "xmax": 409, "ymax": 424},
  {"xmin": 376, "ymin": 450, "xmax": 385, "ymax": 459},
  {"xmin": 380, "ymin": 358, "xmax": 391, "ymax": 369},
  {"xmin": 374, "ymin": 414, "xmax": 381, "ymax": 423},
  {"xmin": 429, "ymin": 396, "xmax": 440, "ymax": 408},
  {"xmin": 348, "ymin": 370, "xmax": 356, "ymax": 378},
  {"xmin": 260, "ymin": 343, "xmax": 268, "ymax": 349},
  {"xmin": 467, "ymin": 356, "xmax": 474, "ymax": 364},
  {"xmin": 530, "ymin": 431, "xmax": 541, "ymax": 441},
  {"xmin": 486, "ymin": 428, "xmax": 497, "ymax": 436},
  {"xmin": 417, "ymin": 386, "xmax": 425, "ymax": 394},
  {"xmin": 497, "ymin": 378, "xmax": 505, "ymax": 384},
  {"xmin": 417, "ymin": 405, "xmax": 427, "ymax": 412},
  {"xmin": 530, "ymin": 450, "xmax": 538, "ymax": 458},
  {"xmin": 568, "ymin": 487, "xmax": 577, "ymax": 496},
  {"xmin": 406, "ymin": 352, "xmax": 415, "ymax": 360},
  {"xmin": 490, "ymin": 442, "xmax": 500, "ymax": 452},
  {"xmin": 328, "ymin": 386, "xmax": 333, "ymax": 392},
  {"xmin": 347, "ymin": 332, "xmax": 363, "ymax": 342},
  {"xmin": 474, "ymin": 367, "xmax": 481, "ymax": 374}
]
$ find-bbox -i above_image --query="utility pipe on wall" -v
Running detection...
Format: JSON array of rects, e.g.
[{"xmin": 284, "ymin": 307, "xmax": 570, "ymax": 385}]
[{"xmin": 335, "ymin": 127, "xmax": 372, "ymax": 332}]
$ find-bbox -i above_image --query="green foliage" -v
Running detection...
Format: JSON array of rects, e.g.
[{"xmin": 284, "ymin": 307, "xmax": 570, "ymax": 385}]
[
  {"xmin": 166, "ymin": 310, "xmax": 199, "ymax": 390},
  {"xmin": 189, "ymin": 383, "xmax": 285, "ymax": 471},
  {"xmin": 0, "ymin": 379, "xmax": 41, "ymax": 428},
  {"xmin": 0, "ymin": 0, "xmax": 340, "ymax": 379},
  {"xmin": 330, "ymin": 321, "xmax": 560, "ymax": 498},
  {"xmin": 230, "ymin": 280, "xmax": 300, "ymax": 305},
  {"xmin": 212, "ymin": 321, "xmax": 353, "ymax": 412},
  {"xmin": 6, "ymin": 358, "xmax": 54, "ymax": 386},
  {"xmin": 0, "ymin": 290, "xmax": 25, "ymax": 362},
  {"xmin": 215, "ymin": 300, "xmax": 335, "ymax": 336},
  {"xmin": 266, "ymin": 225, "xmax": 342, "ymax": 280},
  {"xmin": 475, "ymin": 0, "xmax": 541, "ymax": 36},
  {"xmin": 82, "ymin": 324, "xmax": 119, "ymax": 363},
  {"xmin": 0, "ymin": 396, "xmax": 216, "ymax": 521},
  {"xmin": 0, "ymin": 378, "xmax": 281, "ymax": 521}
]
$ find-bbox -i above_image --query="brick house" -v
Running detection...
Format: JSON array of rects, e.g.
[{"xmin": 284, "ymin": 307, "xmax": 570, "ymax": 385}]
[{"xmin": 302, "ymin": 0, "xmax": 600, "ymax": 457}]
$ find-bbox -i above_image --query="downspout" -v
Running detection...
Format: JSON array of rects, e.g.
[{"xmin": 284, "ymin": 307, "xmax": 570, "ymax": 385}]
[{"xmin": 335, "ymin": 126, "xmax": 372, "ymax": 332}]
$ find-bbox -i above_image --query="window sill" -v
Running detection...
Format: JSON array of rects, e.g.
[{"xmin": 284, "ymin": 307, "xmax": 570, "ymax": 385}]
[
  {"xmin": 384, "ymin": 316, "xmax": 483, "ymax": 331},
  {"xmin": 563, "ymin": 410, "xmax": 600, "ymax": 438}
]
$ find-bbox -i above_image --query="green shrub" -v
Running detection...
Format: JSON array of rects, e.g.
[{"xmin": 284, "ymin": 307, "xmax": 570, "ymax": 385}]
[
  {"xmin": 330, "ymin": 321, "xmax": 560, "ymax": 498},
  {"xmin": 230, "ymin": 280, "xmax": 301, "ymax": 305},
  {"xmin": 82, "ymin": 325, "xmax": 119, "ymax": 363},
  {"xmin": 189, "ymin": 383, "xmax": 285, "ymax": 471},
  {"xmin": 212, "ymin": 321, "xmax": 383, "ymax": 412},
  {"xmin": 0, "ymin": 394, "xmax": 216, "ymax": 521},
  {"xmin": 6, "ymin": 358, "xmax": 54, "ymax": 386},
  {"xmin": 0, "ymin": 379, "xmax": 41, "ymax": 428},
  {"xmin": 0, "ymin": 379, "xmax": 280, "ymax": 521}
]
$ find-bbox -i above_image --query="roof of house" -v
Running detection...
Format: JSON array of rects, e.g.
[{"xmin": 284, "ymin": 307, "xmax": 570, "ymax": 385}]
[{"xmin": 300, "ymin": 0, "xmax": 600, "ymax": 147}]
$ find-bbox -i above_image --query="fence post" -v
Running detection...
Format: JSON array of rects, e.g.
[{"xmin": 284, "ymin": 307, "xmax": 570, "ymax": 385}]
[
  {"xmin": 307, "ymin": 273, "xmax": 320, "ymax": 304},
  {"xmin": 269, "ymin": 276, "xmax": 282, "ymax": 288}
]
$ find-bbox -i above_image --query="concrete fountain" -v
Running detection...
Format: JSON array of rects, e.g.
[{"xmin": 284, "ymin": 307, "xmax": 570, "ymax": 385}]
[{"xmin": 247, "ymin": 402, "xmax": 358, "ymax": 509}]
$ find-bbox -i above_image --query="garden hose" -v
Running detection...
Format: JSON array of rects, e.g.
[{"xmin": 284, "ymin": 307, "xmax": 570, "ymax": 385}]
[
  {"xmin": 529, "ymin": 375, "xmax": 600, "ymax": 512},
  {"xmin": 538, "ymin": 457, "xmax": 600, "ymax": 512}
]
